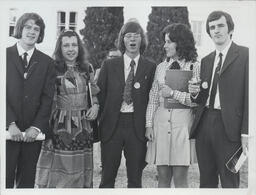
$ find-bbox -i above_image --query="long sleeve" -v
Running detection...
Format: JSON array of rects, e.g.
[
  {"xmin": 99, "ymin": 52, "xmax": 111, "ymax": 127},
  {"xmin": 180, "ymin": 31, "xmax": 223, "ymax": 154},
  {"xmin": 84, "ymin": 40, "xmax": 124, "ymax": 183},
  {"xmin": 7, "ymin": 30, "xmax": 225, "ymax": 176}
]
[
  {"xmin": 146, "ymin": 68, "xmax": 160, "ymax": 128},
  {"xmin": 97, "ymin": 60, "xmax": 108, "ymax": 117},
  {"xmin": 89, "ymin": 72, "xmax": 100, "ymax": 105},
  {"xmin": 6, "ymin": 100, "xmax": 18, "ymax": 127},
  {"xmin": 241, "ymin": 49, "xmax": 248, "ymax": 135},
  {"xmin": 32, "ymin": 61, "xmax": 56, "ymax": 134},
  {"xmin": 172, "ymin": 61, "xmax": 200, "ymax": 107}
]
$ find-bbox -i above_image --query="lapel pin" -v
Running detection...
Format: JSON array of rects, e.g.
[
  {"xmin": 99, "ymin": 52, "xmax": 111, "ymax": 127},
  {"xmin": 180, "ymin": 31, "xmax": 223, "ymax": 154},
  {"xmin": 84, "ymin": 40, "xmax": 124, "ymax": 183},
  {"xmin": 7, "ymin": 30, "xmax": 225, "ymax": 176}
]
[
  {"xmin": 145, "ymin": 75, "xmax": 147, "ymax": 79},
  {"xmin": 134, "ymin": 82, "xmax": 140, "ymax": 89},
  {"xmin": 24, "ymin": 72, "xmax": 27, "ymax": 79},
  {"xmin": 202, "ymin": 81, "xmax": 208, "ymax": 89}
]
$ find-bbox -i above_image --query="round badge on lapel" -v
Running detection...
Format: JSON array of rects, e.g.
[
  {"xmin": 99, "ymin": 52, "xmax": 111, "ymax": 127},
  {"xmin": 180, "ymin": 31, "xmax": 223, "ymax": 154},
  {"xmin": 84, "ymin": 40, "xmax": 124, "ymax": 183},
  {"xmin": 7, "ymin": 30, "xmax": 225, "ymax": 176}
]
[
  {"xmin": 202, "ymin": 81, "xmax": 208, "ymax": 89},
  {"xmin": 134, "ymin": 82, "xmax": 140, "ymax": 89}
]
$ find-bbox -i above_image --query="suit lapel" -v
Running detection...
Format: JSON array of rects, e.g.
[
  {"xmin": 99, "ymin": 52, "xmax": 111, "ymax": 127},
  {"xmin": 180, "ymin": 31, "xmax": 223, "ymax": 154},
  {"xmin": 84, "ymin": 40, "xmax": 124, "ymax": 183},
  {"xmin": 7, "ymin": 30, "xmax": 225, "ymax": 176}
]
[
  {"xmin": 204, "ymin": 51, "xmax": 216, "ymax": 85},
  {"xmin": 220, "ymin": 42, "xmax": 239, "ymax": 75},
  {"xmin": 9, "ymin": 44, "xmax": 24, "ymax": 76},
  {"xmin": 25, "ymin": 49, "xmax": 39, "ymax": 79},
  {"xmin": 113, "ymin": 57, "xmax": 125, "ymax": 85},
  {"xmin": 134, "ymin": 56, "xmax": 147, "ymax": 82}
]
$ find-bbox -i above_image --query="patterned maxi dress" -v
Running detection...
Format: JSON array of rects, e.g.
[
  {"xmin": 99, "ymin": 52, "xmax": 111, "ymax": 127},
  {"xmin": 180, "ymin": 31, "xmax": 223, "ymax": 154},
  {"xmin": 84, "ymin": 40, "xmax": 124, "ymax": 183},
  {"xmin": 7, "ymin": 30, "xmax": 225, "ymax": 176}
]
[{"xmin": 35, "ymin": 65, "xmax": 99, "ymax": 188}]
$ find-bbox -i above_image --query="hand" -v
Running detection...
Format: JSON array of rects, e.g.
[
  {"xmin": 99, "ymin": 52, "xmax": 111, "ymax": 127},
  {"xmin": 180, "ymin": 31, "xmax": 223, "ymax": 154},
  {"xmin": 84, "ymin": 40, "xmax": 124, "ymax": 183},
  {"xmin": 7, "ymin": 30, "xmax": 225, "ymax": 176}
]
[
  {"xmin": 44, "ymin": 139, "xmax": 53, "ymax": 150},
  {"xmin": 241, "ymin": 136, "xmax": 248, "ymax": 156},
  {"xmin": 188, "ymin": 80, "xmax": 201, "ymax": 96},
  {"xmin": 161, "ymin": 84, "xmax": 173, "ymax": 98},
  {"xmin": 8, "ymin": 123, "xmax": 23, "ymax": 142},
  {"xmin": 24, "ymin": 127, "xmax": 40, "ymax": 142},
  {"xmin": 145, "ymin": 127, "xmax": 154, "ymax": 141},
  {"xmin": 85, "ymin": 104, "xmax": 99, "ymax": 121}
]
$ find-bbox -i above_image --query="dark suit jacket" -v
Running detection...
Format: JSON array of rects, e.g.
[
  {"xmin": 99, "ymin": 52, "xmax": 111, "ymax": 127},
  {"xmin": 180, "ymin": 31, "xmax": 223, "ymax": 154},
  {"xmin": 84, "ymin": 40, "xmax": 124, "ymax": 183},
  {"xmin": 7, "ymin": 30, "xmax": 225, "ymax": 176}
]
[
  {"xmin": 97, "ymin": 56, "xmax": 156, "ymax": 143},
  {"xmin": 190, "ymin": 42, "xmax": 248, "ymax": 142},
  {"xmin": 6, "ymin": 44, "xmax": 56, "ymax": 138}
]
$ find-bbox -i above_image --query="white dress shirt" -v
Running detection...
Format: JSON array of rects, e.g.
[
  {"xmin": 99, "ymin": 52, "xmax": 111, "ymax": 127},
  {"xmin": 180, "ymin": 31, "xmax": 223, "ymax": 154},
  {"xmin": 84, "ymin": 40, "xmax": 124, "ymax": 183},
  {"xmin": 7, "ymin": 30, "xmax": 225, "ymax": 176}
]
[
  {"xmin": 206, "ymin": 41, "xmax": 232, "ymax": 109},
  {"xmin": 17, "ymin": 42, "xmax": 35, "ymax": 65},
  {"xmin": 15, "ymin": 43, "xmax": 41, "ymax": 133},
  {"xmin": 120, "ymin": 53, "xmax": 140, "ymax": 113}
]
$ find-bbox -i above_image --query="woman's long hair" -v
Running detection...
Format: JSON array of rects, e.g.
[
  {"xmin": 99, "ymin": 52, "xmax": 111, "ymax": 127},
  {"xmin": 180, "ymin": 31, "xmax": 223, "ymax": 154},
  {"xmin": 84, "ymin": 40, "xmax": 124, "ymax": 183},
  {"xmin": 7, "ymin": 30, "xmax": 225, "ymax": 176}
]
[
  {"xmin": 162, "ymin": 23, "xmax": 198, "ymax": 62},
  {"xmin": 53, "ymin": 30, "xmax": 90, "ymax": 74}
]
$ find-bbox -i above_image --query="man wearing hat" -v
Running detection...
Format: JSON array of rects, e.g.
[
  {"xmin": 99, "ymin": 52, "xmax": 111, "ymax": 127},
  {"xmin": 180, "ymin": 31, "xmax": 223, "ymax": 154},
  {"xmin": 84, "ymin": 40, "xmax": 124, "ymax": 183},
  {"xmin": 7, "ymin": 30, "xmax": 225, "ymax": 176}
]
[{"xmin": 97, "ymin": 20, "xmax": 156, "ymax": 188}]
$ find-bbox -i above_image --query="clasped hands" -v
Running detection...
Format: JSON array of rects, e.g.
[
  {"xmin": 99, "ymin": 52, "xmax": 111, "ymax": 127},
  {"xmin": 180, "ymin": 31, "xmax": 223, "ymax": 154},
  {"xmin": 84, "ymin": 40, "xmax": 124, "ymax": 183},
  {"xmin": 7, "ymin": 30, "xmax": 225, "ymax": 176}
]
[{"xmin": 8, "ymin": 123, "xmax": 39, "ymax": 142}]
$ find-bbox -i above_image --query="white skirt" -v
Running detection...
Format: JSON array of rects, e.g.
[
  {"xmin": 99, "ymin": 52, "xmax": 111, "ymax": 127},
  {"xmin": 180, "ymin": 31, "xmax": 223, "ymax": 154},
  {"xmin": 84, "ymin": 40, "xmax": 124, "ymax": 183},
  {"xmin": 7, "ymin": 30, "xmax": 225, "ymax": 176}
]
[{"xmin": 146, "ymin": 106, "xmax": 197, "ymax": 166}]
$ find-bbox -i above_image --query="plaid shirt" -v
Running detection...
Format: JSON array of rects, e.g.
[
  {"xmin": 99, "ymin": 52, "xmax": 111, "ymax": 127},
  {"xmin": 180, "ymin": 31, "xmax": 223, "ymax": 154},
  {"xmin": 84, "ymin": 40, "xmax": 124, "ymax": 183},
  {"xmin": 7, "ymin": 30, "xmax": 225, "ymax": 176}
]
[{"xmin": 146, "ymin": 59, "xmax": 200, "ymax": 128}]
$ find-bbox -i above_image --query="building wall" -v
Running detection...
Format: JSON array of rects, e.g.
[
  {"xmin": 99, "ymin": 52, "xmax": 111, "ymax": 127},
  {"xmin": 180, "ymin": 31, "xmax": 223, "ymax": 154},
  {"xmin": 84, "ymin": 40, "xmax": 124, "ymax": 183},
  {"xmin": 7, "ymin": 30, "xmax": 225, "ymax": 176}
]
[
  {"xmin": 188, "ymin": 3, "xmax": 253, "ymax": 59},
  {"xmin": 7, "ymin": 4, "xmax": 86, "ymax": 56},
  {"xmin": 6, "ymin": 2, "xmax": 254, "ymax": 59}
]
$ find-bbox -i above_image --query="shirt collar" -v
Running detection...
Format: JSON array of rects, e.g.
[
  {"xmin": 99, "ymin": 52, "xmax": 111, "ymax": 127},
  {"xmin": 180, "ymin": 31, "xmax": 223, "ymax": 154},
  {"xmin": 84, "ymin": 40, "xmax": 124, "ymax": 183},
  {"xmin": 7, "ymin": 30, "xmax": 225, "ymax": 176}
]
[
  {"xmin": 16, "ymin": 42, "xmax": 35, "ymax": 58},
  {"xmin": 123, "ymin": 53, "xmax": 140, "ymax": 69},
  {"xmin": 216, "ymin": 40, "xmax": 232, "ymax": 59},
  {"xmin": 166, "ymin": 58, "xmax": 186, "ymax": 69}
]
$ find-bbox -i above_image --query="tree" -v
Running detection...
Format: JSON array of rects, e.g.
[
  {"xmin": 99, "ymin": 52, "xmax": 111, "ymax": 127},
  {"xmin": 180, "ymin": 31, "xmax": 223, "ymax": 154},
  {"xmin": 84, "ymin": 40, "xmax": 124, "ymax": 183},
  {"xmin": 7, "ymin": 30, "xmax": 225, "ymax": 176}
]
[
  {"xmin": 80, "ymin": 7, "xmax": 124, "ymax": 69},
  {"xmin": 145, "ymin": 7, "xmax": 190, "ymax": 64}
]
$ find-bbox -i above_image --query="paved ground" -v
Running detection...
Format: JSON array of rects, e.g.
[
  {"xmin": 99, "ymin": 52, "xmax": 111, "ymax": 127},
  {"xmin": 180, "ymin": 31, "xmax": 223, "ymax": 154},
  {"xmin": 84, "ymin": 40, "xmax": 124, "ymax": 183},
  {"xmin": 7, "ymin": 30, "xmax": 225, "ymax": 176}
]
[{"xmin": 92, "ymin": 143, "xmax": 248, "ymax": 188}]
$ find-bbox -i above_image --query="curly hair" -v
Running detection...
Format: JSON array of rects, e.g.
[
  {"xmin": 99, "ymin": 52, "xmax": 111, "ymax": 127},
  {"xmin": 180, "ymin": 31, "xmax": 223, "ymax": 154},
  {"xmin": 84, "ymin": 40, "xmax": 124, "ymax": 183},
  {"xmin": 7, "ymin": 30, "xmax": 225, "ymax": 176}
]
[
  {"xmin": 13, "ymin": 12, "xmax": 45, "ymax": 43},
  {"xmin": 117, "ymin": 21, "xmax": 147, "ymax": 54},
  {"xmin": 162, "ymin": 23, "xmax": 198, "ymax": 62},
  {"xmin": 53, "ymin": 30, "xmax": 90, "ymax": 74}
]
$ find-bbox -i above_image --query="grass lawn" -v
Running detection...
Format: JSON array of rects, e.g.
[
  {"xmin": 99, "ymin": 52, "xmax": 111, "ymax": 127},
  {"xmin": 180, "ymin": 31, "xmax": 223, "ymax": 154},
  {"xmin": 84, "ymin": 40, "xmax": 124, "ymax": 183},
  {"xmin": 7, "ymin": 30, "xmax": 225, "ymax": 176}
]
[{"xmin": 92, "ymin": 143, "xmax": 248, "ymax": 188}]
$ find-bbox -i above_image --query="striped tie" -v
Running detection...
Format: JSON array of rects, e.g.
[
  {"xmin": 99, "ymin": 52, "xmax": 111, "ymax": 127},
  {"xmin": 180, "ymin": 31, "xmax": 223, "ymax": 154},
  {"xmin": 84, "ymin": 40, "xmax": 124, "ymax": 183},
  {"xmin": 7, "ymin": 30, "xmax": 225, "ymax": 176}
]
[
  {"xmin": 123, "ymin": 60, "xmax": 135, "ymax": 104},
  {"xmin": 209, "ymin": 53, "xmax": 223, "ymax": 109},
  {"xmin": 23, "ymin": 52, "xmax": 28, "ymax": 69}
]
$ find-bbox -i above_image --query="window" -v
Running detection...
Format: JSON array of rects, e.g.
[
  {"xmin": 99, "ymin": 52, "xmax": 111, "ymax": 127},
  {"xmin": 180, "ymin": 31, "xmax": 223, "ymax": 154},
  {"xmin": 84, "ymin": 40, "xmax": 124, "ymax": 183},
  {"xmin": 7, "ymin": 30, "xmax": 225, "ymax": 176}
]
[
  {"xmin": 57, "ymin": 11, "xmax": 66, "ymax": 35},
  {"xmin": 69, "ymin": 12, "xmax": 77, "ymax": 30},
  {"xmin": 191, "ymin": 20, "xmax": 203, "ymax": 46},
  {"xmin": 9, "ymin": 8, "xmax": 18, "ymax": 36},
  {"xmin": 57, "ymin": 11, "xmax": 77, "ymax": 36}
]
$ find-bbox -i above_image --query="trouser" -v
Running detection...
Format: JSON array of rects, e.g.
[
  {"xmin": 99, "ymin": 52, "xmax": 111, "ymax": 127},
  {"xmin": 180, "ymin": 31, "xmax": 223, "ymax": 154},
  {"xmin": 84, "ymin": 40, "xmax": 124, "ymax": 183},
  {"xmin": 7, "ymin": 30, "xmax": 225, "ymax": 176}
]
[
  {"xmin": 99, "ymin": 113, "xmax": 147, "ymax": 188},
  {"xmin": 196, "ymin": 108, "xmax": 240, "ymax": 188},
  {"xmin": 6, "ymin": 140, "xmax": 42, "ymax": 188}
]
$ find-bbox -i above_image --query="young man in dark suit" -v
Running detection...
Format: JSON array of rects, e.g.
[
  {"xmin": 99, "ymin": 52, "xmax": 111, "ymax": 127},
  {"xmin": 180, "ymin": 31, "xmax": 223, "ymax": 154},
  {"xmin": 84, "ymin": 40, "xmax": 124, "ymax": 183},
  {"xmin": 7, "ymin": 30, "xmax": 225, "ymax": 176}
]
[
  {"xmin": 189, "ymin": 11, "xmax": 248, "ymax": 188},
  {"xmin": 97, "ymin": 20, "xmax": 156, "ymax": 188},
  {"xmin": 6, "ymin": 13, "xmax": 55, "ymax": 188}
]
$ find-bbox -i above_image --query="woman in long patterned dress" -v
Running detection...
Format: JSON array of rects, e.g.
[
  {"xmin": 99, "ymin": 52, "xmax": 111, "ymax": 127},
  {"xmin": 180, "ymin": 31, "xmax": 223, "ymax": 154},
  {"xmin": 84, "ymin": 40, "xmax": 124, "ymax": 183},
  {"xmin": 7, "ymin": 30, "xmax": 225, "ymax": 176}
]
[
  {"xmin": 145, "ymin": 23, "xmax": 200, "ymax": 188},
  {"xmin": 35, "ymin": 30, "xmax": 99, "ymax": 188}
]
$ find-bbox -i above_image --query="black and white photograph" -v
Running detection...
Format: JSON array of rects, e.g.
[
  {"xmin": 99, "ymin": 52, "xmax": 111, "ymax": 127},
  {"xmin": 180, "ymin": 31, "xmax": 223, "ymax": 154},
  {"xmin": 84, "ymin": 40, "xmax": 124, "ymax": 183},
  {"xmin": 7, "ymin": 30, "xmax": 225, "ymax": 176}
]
[{"xmin": 0, "ymin": 0, "xmax": 255, "ymax": 195}]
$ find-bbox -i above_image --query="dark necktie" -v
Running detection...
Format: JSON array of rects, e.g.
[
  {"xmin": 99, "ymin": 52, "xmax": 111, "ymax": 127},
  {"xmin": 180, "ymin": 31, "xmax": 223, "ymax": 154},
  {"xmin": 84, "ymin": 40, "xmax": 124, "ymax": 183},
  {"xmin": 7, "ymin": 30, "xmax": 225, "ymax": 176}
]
[
  {"xmin": 22, "ymin": 52, "xmax": 28, "ymax": 70},
  {"xmin": 123, "ymin": 60, "xmax": 135, "ymax": 105},
  {"xmin": 169, "ymin": 61, "xmax": 180, "ymax": 70},
  {"xmin": 209, "ymin": 53, "xmax": 223, "ymax": 109}
]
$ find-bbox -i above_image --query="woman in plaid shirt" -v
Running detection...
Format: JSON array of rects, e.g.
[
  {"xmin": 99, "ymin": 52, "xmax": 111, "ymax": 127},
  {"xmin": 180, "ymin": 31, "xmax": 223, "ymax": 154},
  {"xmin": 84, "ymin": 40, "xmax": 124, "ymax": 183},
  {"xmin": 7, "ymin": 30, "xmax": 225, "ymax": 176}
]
[{"xmin": 145, "ymin": 23, "xmax": 200, "ymax": 188}]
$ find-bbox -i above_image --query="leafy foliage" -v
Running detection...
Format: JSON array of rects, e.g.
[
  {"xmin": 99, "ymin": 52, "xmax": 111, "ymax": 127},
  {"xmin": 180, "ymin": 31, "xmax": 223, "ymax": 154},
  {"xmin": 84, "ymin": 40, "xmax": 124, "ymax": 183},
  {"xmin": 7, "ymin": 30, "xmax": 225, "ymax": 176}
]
[
  {"xmin": 80, "ymin": 7, "xmax": 124, "ymax": 69},
  {"xmin": 145, "ymin": 7, "xmax": 190, "ymax": 64}
]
